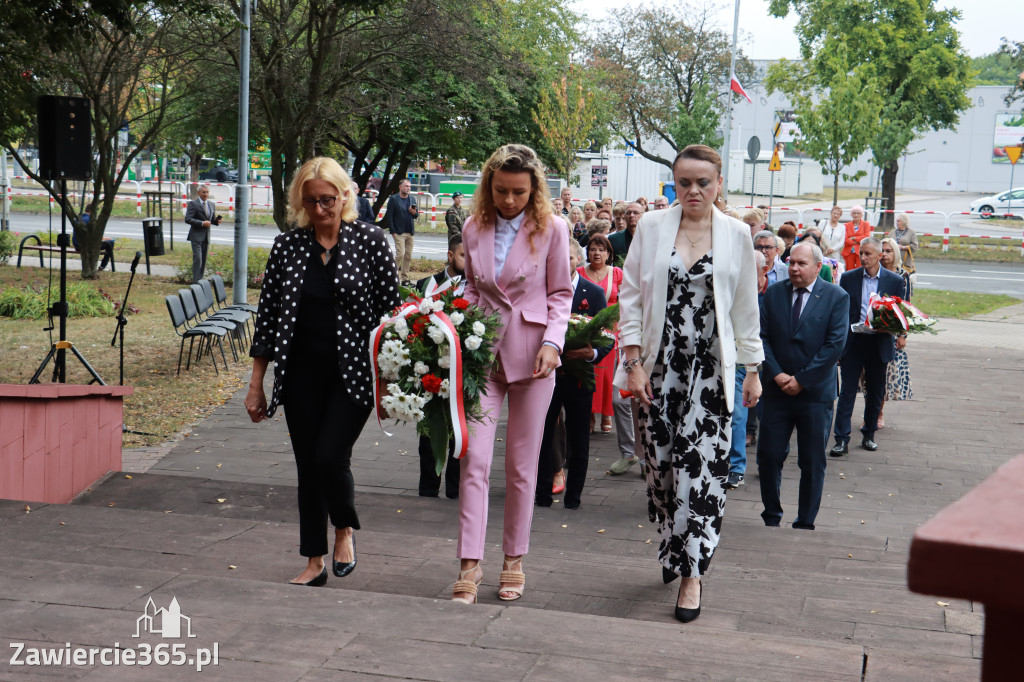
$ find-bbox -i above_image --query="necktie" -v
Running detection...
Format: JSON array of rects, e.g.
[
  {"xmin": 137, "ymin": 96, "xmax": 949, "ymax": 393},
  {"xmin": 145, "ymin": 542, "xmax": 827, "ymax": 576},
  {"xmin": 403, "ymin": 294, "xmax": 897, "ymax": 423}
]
[{"xmin": 792, "ymin": 287, "xmax": 807, "ymax": 329}]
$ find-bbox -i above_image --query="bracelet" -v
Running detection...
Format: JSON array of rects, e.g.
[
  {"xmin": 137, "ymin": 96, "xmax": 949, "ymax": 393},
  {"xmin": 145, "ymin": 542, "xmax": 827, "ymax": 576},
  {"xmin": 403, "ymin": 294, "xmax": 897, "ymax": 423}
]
[{"xmin": 622, "ymin": 358, "xmax": 642, "ymax": 373}]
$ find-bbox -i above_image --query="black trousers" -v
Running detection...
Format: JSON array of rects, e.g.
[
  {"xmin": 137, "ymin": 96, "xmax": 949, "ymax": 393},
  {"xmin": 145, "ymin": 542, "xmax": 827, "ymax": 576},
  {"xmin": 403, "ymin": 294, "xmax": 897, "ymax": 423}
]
[
  {"xmin": 536, "ymin": 375, "xmax": 593, "ymax": 508},
  {"xmin": 757, "ymin": 396, "xmax": 831, "ymax": 528},
  {"xmin": 418, "ymin": 435, "xmax": 460, "ymax": 498},
  {"xmin": 835, "ymin": 337, "xmax": 886, "ymax": 442},
  {"xmin": 282, "ymin": 355, "xmax": 370, "ymax": 557}
]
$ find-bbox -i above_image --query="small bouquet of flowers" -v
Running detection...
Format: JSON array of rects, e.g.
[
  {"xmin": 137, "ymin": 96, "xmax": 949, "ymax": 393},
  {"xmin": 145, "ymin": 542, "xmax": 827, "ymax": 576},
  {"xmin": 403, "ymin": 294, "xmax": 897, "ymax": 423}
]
[
  {"xmin": 370, "ymin": 286, "xmax": 502, "ymax": 473},
  {"xmin": 852, "ymin": 294, "xmax": 937, "ymax": 335},
  {"xmin": 561, "ymin": 304, "xmax": 619, "ymax": 391}
]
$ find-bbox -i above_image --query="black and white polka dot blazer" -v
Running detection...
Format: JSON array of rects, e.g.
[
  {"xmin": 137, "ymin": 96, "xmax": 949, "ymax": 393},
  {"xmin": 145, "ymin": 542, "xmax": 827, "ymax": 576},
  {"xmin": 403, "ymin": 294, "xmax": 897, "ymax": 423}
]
[{"xmin": 249, "ymin": 221, "xmax": 401, "ymax": 416}]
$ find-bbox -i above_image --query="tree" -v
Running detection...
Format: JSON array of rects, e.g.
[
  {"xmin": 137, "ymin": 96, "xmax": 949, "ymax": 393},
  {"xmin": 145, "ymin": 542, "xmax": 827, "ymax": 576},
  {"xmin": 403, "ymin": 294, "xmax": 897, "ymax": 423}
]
[
  {"xmin": 591, "ymin": 4, "xmax": 753, "ymax": 168},
  {"xmin": 765, "ymin": 51, "xmax": 882, "ymax": 204},
  {"xmin": 972, "ymin": 48, "xmax": 1021, "ymax": 86},
  {"xmin": 999, "ymin": 39, "xmax": 1024, "ymax": 111},
  {"xmin": 532, "ymin": 63, "xmax": 608, "ymax": 186},
  {"xmin": 2, "ymin": 7, "xmax": 220, "ymax": 277},
  {"xmin": 769, "ymin": 0, "xmax": 972, "ymax": 227}
]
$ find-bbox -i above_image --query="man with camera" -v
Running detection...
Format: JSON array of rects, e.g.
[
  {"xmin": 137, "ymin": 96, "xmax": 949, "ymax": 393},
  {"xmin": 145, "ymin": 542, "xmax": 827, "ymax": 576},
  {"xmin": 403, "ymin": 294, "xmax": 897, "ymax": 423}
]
[{"xmin": 185, "ymin": 184, "xmax": 220, "ymax": 283}]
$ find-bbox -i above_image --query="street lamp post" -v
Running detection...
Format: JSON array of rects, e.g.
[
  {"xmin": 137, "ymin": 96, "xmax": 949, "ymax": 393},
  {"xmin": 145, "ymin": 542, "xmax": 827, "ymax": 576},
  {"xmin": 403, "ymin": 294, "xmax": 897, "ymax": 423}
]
[{"xmin": 233, "ymin": 0, "xmax": 252, "ymax": 304}]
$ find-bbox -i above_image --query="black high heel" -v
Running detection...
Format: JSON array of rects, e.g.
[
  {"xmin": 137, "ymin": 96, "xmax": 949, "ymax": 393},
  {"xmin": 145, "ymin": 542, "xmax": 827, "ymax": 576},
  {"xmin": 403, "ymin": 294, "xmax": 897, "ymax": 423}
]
[
  {"xmin": 289, "ymin": 566, "xmax": 327, "ymax": 587},
  {"xmin": 662, "ymin": 566, "xmax": 679, "ymax": 584},
  {"xmin": 674, "ymin": 580, "xmax": 702, "ymax": 623},
  {"xmin": 333, "ymin": 534, "xmax": 356, "ymax": 577}
]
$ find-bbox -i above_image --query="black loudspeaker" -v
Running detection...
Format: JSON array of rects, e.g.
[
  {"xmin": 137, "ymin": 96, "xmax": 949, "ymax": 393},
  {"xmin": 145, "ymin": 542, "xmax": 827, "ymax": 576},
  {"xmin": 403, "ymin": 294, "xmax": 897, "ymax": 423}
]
[{"xmin": 38, "ymin": 95, "xmax": 92, "ymax": 180}]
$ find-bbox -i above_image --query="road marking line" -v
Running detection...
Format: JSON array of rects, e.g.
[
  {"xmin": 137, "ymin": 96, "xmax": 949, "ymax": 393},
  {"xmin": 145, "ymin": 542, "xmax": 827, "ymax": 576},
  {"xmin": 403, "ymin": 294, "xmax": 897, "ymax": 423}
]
[{"xmin": 919, "ymin": 274, "xmax": 1024, "ymax": 283}]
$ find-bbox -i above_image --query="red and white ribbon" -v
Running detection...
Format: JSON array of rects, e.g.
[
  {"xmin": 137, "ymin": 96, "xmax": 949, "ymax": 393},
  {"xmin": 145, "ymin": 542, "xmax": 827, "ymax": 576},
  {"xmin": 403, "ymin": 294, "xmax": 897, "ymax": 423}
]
[
  {"xmin": 864, "ymin": 293, "xmax": 908, "ymax": 331},
  {"xmin": 369, "ymin": 299, "xmax": 470, "ymax": 459}
]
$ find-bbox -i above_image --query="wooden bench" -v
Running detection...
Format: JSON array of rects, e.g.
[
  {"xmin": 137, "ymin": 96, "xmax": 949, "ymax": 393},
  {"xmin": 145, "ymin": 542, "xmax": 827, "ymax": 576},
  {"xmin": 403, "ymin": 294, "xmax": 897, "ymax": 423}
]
[
  {"xmin": 17, "ymin": 234, "xmax": 115, "ymax": 272},
  {"xmin": 908, "ymin": 453, "xmax": 1024, "ymax": 680}
]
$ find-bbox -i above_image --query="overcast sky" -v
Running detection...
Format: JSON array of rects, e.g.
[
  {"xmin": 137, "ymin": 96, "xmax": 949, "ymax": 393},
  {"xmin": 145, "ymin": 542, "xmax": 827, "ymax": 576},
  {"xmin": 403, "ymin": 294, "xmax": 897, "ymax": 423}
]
[{"xmin": 576, "ymin": 0, "xmax": 1023, "ymax": 60}]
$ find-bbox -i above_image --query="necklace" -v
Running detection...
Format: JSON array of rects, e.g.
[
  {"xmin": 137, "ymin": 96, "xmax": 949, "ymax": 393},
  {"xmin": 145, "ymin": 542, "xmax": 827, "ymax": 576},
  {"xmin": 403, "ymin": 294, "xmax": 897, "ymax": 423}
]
[
  {"xmin": 682, "ymin": 220, "xmax": 712, "ymax": 248},
  {"xmin": 587, "ymin": 263, "xmax": 609, "ymax": 280}
]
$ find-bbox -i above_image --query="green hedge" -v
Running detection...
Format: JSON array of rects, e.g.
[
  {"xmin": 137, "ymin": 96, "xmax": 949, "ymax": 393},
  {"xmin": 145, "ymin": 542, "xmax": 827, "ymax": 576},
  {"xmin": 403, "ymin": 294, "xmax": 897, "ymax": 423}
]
[
  {"xmin": 174, "ymin": 246, "xmax": 269, "ymax": 288},
  {"xmin": 0, "ymin": 282, "xmax": 114, "ymax": 319}
]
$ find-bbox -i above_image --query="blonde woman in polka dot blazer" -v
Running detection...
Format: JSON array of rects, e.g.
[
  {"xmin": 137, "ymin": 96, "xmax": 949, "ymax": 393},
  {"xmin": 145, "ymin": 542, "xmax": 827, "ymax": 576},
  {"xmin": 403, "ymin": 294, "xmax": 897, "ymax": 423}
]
[{"xmin": 245, "ymin": 157, "xmax": 401, "ymax": 587}]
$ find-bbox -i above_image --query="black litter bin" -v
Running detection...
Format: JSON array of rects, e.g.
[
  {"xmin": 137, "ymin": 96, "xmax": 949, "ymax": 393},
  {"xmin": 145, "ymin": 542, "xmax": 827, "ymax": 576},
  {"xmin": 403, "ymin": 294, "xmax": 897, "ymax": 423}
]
[{"xmin": 142, "ymin": 218, "xmax": 165, "ymax": 256}]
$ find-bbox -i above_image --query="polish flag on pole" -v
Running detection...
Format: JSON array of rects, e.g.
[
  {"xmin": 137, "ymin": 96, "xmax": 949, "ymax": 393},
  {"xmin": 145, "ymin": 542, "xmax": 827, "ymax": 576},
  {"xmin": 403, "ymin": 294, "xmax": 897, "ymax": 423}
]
[{"xmin": 730, "ymin": 74, "xmax": 752, "ymax": 103}]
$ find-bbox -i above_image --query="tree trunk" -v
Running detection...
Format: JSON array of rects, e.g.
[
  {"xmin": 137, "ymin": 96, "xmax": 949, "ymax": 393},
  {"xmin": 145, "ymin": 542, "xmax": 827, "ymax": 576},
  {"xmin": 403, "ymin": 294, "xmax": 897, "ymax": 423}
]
[
  {"xmin": 880, "ymin": 159, "xmax": 898, "ymax": 230},
  {"xmin": 833, "ymin": 171, "xmax": 840, "ymax": 206}
]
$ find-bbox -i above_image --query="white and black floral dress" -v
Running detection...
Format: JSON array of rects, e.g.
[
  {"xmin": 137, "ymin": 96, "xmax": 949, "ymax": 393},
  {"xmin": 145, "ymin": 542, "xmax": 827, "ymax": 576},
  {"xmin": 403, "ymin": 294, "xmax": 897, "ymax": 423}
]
[{"xmin": 638, "ymin": 249, "xmax": 731, "ymax": 579}]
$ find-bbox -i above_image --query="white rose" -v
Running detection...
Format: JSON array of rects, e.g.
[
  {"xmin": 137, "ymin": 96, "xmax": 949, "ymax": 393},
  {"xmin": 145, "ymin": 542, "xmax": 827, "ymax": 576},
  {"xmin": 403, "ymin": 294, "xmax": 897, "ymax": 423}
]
[
  {"xmin": 464, "ymin": 335, "xmax": 482, "ymax": 351},
  {"xmin": 393, "ymin": 318, "xmax": 409, "ymax": 337},
  {"xmin": 472, "ymin": 321, "xmax": 486, "ymax": 336},
  {"xmin": 414, "ymin": 361, "xmax": 429, "ymax": 375},
  {"xmin": 448, "ymin": 311, "xmax": 464, "ymax": 326}
]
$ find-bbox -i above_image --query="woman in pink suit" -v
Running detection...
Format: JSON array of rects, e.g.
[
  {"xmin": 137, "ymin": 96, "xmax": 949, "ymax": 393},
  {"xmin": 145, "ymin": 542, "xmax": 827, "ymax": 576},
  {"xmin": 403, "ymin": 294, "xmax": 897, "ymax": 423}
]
[{"xmin": 452, "ymin": 144, "xmax": 573, "ymax": 604}]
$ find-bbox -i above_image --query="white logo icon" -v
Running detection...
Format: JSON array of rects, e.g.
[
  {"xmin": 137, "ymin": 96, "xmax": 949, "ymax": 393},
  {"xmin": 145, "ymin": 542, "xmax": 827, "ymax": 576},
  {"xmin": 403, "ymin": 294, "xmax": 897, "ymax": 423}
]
[{"xmin": 134, "ymin": 597, "xmax": 196, "ymax": 639}]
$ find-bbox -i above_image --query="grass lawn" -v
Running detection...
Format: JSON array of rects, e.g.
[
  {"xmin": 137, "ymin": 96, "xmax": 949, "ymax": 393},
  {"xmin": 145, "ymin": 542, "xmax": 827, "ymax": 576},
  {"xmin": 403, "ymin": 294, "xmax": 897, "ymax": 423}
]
[
  {"xmin": 0, "ymin": 256, "xmax": 450, "ymax": 447},
  {"xmin": 915, "ymin": 236, "xmax": 1024, "ymax": 264},
  {"xmin": 912, "ymin": 289, "xmax": 1019, "ymax": 319}
]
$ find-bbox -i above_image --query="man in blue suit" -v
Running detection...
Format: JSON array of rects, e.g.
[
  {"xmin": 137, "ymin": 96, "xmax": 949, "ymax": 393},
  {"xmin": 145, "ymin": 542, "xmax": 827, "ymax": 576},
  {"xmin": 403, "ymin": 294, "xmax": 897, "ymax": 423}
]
[
  {"xmin": 758, "ymin": 242, "xmax": 850, "ymax": 529},
  {"xmin": 831, "ymin": 237, "xmax": 906, "ymax": 455},
  {"xmin": 536, "ymin": 240, "xmax": 611, "ymax": 509}
]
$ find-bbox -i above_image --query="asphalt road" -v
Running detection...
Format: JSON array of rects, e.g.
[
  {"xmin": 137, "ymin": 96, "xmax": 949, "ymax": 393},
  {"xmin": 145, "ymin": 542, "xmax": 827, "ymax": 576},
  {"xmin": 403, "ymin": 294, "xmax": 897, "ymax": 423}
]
[{"xmin": 913, "ymin": 261, "xmax": 1024, "ymax": 299}]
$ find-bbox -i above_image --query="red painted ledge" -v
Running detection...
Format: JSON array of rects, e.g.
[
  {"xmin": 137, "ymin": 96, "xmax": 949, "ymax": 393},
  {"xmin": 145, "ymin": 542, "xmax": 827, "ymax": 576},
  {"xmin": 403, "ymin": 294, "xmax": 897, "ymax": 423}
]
[{"xmin": 0, "ymin": 383, "xmax": 133, "ymax": 504}]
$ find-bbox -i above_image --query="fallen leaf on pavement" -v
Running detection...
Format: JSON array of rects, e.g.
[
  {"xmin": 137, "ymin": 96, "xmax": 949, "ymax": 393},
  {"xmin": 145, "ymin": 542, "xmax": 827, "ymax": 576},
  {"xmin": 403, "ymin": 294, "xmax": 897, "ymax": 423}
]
[
  {"xmin": 937, "ymin": 601, "xmax": 949, "ymax": 607},
  {"xmin": 597, "ymin": 529, "xmax": 605, "ymax": 533}
]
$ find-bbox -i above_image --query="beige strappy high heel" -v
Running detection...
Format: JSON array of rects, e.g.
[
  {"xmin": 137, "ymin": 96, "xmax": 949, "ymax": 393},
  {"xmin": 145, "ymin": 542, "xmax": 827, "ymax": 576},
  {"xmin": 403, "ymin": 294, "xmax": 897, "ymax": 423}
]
[
  {"xmin": 498, "ymin": 556, "xmax": 525, "ymax": 601},
  {"xmin": 452, "ymin": 564, "xmax": 483, "ymax": 604}
]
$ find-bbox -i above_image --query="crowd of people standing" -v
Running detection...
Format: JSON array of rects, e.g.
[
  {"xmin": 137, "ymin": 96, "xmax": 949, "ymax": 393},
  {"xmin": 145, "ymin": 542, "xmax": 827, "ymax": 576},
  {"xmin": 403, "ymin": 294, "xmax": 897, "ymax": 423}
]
[{"xmin": 243, "ymin": 143, "xmax": 919, "ymax": 624}]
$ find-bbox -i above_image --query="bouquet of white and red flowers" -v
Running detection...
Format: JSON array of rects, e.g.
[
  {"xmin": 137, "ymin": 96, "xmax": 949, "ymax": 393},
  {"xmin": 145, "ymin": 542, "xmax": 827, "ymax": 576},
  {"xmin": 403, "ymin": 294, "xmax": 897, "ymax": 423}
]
[
  {"xmin": 852, "ymin": 294, "xmax": 937, "ymax": 335},
  {"xmin": 561, "ymin": 304, "xmax": 619, "ymax": 390},
  {"xmin": 370, "ymin": 286, "xmax": 502, "ymax": 473}
]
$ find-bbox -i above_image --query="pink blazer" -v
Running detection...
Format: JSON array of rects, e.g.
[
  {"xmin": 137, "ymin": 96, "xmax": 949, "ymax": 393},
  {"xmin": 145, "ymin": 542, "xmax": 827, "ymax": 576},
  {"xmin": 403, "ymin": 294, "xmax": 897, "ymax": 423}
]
[{"xmin": 462, "ymin": 212, "xmax": 573, "ymax": 383}]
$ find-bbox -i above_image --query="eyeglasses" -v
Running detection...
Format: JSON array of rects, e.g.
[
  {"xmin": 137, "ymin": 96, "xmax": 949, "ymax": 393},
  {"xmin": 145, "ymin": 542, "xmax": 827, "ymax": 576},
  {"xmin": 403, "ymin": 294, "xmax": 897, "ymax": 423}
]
[
  {"xmin": 754, "ymin": 244, "xmax": 777, "ymax": 252},
  {"xmin": 301, "ymin": 196, "xmax": 338, "ymax": 210},
  {"xmin": 625, "ymin": 210, "xmax": 643, "ymax": 215}
]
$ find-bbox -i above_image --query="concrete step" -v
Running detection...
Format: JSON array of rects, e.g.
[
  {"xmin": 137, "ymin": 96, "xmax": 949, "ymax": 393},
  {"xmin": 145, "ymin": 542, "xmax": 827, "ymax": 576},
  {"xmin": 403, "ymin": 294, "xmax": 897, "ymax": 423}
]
[{"xmin": 1, "ymin": 497, "xmax": 873, "ymax": 681}]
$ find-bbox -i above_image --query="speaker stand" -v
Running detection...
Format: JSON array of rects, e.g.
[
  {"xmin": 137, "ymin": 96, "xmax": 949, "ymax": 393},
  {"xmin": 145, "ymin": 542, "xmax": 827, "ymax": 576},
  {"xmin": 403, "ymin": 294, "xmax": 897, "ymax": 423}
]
[{"xmin": 28, "ymin": 177, "xmax": 104, "ymax": 386}]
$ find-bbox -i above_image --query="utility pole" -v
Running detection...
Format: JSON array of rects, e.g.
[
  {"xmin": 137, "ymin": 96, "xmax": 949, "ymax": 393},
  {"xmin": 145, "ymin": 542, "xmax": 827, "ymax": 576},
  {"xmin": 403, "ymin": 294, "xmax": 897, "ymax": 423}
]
[
  {"xmin": 233, "ymin": 0, "xmax": 252, "ymax": 305},
  {"xmin": 0, "ymin": 148, "xmax": 9, "ymax": 230},
  {"xmin": 721, "ymin": 0, "xmax": 741, "ymax": 198}
]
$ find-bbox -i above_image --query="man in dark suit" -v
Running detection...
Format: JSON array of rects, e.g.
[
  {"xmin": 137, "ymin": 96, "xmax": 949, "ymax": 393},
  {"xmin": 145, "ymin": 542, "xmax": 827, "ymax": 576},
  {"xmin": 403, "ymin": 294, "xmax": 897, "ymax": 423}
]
[
  {"xmin": 184, "ymin": 184, "xmax": 219, "ymax": 283},
  {"xmin": 535, "ymin": 240, "xmax": 610, "ymax": 509},
  {"xmin": 758, "ymin": 242, "xmax": 850, "ymax": 529},
  {"xmin": 414, "ymin": 235, "xmax": 466, "ymax": 499},
  {"xmin": 356, "ymin": 185, "xmax": 375, "ymax": 223},
  {"xmin": 831, "ymin": 237, "xmax": 906, "ymax": 455}
]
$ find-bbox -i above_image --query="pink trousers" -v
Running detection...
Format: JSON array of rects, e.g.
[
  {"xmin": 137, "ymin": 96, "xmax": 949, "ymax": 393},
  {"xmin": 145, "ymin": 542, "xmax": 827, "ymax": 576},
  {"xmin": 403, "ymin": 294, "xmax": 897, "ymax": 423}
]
[{"xmin": 457, "ymin": 368, "xmax": 555, "ymax": 560}]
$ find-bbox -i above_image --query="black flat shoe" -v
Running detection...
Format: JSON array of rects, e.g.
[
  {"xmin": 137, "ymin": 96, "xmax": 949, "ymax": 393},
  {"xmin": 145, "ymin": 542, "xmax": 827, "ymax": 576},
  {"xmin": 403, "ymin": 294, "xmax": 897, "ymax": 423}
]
[
  {"xmin": 861, "ymin": 438, "xmax": 879, "ymax": 451},
  {"xmin": 333, "ymin": 535, "xmax": 356, "ymax": 577},
  {"xmin": 674, "ymin": 580, "xmax": 702, "ymax": 623},
  {"xmin": 662, "ymin": 566, "xmax": 679, "ymax": 584},
  {"xmin": 830, "ymin": 439, "xmax": 849, "ymax": 456},
  {"xmin": 289, "ymin": 566, "xmax": 327, "ymax": 587}
]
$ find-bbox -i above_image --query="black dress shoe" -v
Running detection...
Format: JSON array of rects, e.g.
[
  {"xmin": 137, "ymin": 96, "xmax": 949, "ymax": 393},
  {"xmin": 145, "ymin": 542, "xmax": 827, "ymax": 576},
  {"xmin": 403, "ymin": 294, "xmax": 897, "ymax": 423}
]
[
  {"xmin": 535, "ymin": 498, "xmax": 552, "ymax": 508},
  {"xmin": 289, "ymin": 566, "xmax": 327, "ymax": 587},
  {"xmin": 332, "ymin": 535, "xmax": 356, "ymax": 577},
  {"xmin": 830, "ymin": 439, "xmax": 849, "ymax": 456},
  {"xmin": 563, "ymin": 501, "xmax": 580, "ymax": 510},
  {"xmin": 792, "ymin": 521, "xmax": 815, "ymax": 530},
  {"xmin": 674, "ymin": 581, "xmax": 702, "ymax": 623},
  {"xmin": 861, "ymin": 438, "xmax": 879, "ymax": 451},
  {"xmin": 662, "ymin": 566, "xmax": 679, "ymax": 584}
]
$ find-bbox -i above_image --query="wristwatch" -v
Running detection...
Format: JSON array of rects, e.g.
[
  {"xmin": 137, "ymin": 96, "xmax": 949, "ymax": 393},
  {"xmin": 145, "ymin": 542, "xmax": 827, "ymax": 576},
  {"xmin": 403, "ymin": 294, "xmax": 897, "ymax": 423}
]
[{"xmin": 744, "ymin": 363, "xmax": 761, "ymax": 371}]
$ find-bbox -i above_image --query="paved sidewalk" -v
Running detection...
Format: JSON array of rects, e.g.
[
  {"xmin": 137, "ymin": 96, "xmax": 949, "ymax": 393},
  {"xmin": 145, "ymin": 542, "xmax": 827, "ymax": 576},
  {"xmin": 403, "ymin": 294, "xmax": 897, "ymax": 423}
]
[{"xmin": 2, "ymin": 310, "xmax": 1022, "ymax": 679}]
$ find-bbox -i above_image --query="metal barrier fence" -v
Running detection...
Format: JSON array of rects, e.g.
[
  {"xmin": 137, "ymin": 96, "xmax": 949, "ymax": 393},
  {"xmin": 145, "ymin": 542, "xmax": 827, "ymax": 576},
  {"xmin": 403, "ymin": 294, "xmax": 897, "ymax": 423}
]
[{"xmin": 7, "ymin": 173, "xmax": 1022, "ymax": 253}]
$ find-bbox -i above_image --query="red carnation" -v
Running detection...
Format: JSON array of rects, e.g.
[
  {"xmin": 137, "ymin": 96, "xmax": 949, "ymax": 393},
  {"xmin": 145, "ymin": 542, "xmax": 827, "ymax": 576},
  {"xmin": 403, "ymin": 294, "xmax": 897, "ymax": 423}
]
[
  {"xmin": 452, "ymin": 298, "xmax": 470, "ymax": 310},
  {"xmin": 579, "ymin": 298, "xmax": 589, "ymax": 311},
  {"xmin": 411, "ymin": 316, "xmax": 428, "ymax": 336},
  {"xmin": 421, "ymin": 373, "xmax": 443, "ymax": 393}
]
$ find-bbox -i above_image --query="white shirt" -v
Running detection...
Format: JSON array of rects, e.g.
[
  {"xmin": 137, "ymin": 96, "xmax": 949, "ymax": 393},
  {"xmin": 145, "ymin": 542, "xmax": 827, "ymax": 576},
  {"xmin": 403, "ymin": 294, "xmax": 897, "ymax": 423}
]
[
  {"xmin": 494, "ymin": 211, "xmax": 525, "ymax": 280},
  {"xmin": 423, "ymin": 267, "xmax": 465, "ymax": 298},
  {"xmin": 570, "ymin": 272, "xmax": 599, "ymax": 362},
  {"xmin": 860, "ymin": 268, "xmax": 880, "ymax": 321},
  {"xmin": 791, "ymin": 278, "xmax": 817, "ymax": 319}
]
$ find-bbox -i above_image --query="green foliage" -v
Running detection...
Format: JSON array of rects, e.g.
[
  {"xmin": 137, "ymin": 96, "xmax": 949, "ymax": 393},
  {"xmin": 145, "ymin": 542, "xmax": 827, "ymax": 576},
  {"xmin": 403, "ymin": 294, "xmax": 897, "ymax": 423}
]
[
  {"xmin": 591, "ymin": 3, "xmax": 753, "ymax": 168},
  {"xmin": 0, "ymin": 282, "xmax": 114, "ymax": 319},
  {"xmin": 667, "ymin": 84, "xmax": 724, "ymax": 151},
  {"xmin": 999, "ymin": 39, "xmax": 1024, "ymax": 111},
  {"xmin": 0, "ymin": 230, "xmax": 15, "ymax": 265},
  {"xmin": 174, "ymin": 247, "xmax": 268, "ymax": 288},
  {"xmin": 769, "ymin": 0, "xmax": 972, "ymax": 221},
  {"xmin": 765, "ymin": 50, "xmax": 881, "ymax": 204},
  {"xmin": 972, "ymin": 49, "xmax": 1020, "ymax": 86},
  {"xmin": 533, "ymin": 63, "xmax": 610, "ymax": 186}
]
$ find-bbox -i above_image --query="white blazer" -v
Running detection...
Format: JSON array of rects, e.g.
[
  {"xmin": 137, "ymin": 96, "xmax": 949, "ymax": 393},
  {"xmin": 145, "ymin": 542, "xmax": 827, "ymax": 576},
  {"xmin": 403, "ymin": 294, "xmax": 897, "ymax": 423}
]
[{"xmin": 613, "ymin": 205, "xmax": 764, "ymax": 412}]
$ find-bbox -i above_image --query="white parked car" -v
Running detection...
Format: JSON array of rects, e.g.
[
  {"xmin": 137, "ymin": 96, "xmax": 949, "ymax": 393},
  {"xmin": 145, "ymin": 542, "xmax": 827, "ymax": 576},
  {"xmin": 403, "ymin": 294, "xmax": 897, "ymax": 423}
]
[{"xmin": 969, "ymin": 188, "xmax": 1024, "ymax": 218}]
